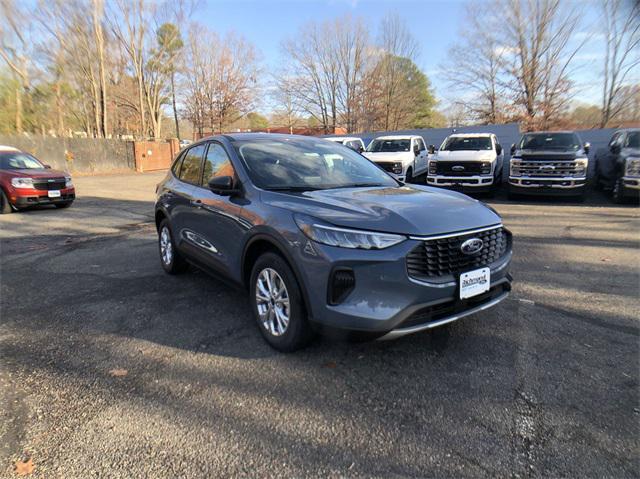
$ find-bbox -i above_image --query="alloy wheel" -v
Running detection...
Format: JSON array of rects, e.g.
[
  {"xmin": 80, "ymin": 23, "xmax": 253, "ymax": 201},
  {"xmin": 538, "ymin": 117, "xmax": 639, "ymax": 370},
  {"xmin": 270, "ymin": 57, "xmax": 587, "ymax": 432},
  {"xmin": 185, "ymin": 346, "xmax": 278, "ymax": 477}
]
[
  {"xmin": 255, "ymin": 268, "xmax": 290, "ymax": 336},
  {"xmin": 160, "ymin": 226, "xmax": 173, "ymax": 265}
]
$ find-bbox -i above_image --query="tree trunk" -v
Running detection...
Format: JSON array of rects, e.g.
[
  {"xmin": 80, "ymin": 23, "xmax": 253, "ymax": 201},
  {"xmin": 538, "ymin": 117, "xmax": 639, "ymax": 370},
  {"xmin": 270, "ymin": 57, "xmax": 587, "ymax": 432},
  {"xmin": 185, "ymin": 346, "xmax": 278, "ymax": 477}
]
[{"xmin": 171, "ymin": 70, "xmax": 180, "ymax": 139}]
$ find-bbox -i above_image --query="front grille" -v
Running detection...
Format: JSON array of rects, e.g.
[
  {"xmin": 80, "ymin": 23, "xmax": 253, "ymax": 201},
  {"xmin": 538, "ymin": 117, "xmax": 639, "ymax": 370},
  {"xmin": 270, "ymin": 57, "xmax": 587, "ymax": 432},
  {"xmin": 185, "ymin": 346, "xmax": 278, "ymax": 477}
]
[
  {"xmin": 511, "ymin": 160, "xmax": 584, "ymax": 178},
  {"xmin": 436, "ymin": 162, "xmax": 485, "ymax": 176},
  {"xmin": 407, "ymin": 226, "xmax": 510, "ymax": 280},
  {"xmin": 32, "ymin": 178, "xmax": 66, "ymax": 190}
]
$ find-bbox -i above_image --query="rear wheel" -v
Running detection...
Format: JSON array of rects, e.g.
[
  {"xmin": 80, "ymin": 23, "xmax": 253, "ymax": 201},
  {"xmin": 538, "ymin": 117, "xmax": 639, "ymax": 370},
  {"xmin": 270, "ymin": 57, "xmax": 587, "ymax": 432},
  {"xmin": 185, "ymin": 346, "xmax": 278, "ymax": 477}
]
[
  {"xmin": 158, "ymin": 219, "xmax": 188, "ymax": 274},
  {"xmin": 250, "ymin": 252, "xmax": 313, "ymax": 352},
  {"xmin": 0, "ymin": 189, "xmax": 13, "ymax": 214}
]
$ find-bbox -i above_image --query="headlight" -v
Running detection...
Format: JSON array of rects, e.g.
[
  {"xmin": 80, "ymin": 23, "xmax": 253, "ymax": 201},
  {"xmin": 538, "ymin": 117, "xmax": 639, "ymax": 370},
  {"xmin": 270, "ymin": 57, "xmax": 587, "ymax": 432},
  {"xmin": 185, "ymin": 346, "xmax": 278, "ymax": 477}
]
[
  {"xmin": 573, "ymin": 158, "xmax": 588, "ymax": 176},
  {"xmin": 294, "ymin": 215, "xmax": 406, "ymax": 250},
  {"xmin": 65, "ymin": 176, "xmax": 73, "ymax": 188},
  {"xmin": 625, "ymin": 157, "xmax": 640, "ymax": 177},
  {"xmin": 11, "ymin": 177, "xmax": 34, "ymax": 189},
  {"xmin": 393, "ymin": 162, "xmax": 403, "ymax": 174},
  {"xmin": 428, "ymin": 161, "xmax": 437, "ymax": 174},
  {"xmin": 510, "ymin": 159, "xmax": 522, "ymax": 177},
  {"xmin": 481, "ymin": 162, "xmax": 492, "ymax": 175}
]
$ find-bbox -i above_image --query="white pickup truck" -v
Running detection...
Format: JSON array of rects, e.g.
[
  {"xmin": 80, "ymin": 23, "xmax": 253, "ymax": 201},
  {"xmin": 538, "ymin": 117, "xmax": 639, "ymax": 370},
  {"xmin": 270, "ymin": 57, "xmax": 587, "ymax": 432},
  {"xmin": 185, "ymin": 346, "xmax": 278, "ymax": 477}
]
[
  {"xmin": 325, "ymin": 136, "xmax": 366, "ymax": 153},
  {"xmin": 427, "ymin": 133, "xmax": 504, "ymax": 193},
  {"xmin": 362, "ymin": 135, "xmax": 428, "ymax": 182}
]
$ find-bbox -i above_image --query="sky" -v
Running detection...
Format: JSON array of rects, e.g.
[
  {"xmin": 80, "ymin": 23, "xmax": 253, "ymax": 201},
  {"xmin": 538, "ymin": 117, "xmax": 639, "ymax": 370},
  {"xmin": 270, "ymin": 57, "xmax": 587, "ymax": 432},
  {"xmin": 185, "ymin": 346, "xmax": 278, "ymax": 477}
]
[{"xmin": 198, "ymin": 0, "xmax": 612, "ymax": 113}]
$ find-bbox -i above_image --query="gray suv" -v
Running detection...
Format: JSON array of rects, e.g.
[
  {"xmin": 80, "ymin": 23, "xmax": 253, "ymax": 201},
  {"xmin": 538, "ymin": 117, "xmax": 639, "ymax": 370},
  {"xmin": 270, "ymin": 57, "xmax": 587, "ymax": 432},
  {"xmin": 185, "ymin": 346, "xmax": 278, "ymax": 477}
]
[{"xmin": 155, "ymin": 134, "xmax": 513, "ymax": 351}]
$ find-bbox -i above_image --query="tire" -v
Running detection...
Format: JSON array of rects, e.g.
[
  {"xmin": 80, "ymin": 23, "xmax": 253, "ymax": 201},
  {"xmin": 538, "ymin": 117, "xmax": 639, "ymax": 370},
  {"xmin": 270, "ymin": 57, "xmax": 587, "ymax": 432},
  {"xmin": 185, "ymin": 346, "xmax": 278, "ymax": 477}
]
[
  {"xmin": 55, "ymin": 201, "xmax": 73, "ymax": 209},
  {"xmin": 158, "ymin": 219, "xmax": 188, "ymax": 274},
  {"xmin": 0, "ymin": 189, "xmax": 12, "ymax": 214},
  {"xmin": 250, "ymin": 252, "xmax": 313, "ymax": 352},
  {"xmin": 612, "ymin": 178, "xmax": 626, "ymax": 204},
  {"xmin": 405, "ymin": 167, "xmax": 413, "ymax": 184}
]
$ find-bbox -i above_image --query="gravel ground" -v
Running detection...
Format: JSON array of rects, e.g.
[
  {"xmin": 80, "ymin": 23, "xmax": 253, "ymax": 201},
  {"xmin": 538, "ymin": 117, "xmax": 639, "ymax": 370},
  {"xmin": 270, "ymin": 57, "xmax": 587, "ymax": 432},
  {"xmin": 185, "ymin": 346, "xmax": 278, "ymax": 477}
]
[{"xmin": 1, "ymin": 172, "xmax": 638, "ymax": 478}]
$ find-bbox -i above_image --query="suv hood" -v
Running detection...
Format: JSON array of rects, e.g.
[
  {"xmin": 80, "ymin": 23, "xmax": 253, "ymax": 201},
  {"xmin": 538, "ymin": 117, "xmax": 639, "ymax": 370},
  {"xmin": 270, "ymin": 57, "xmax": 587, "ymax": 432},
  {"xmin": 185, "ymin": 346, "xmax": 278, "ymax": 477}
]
[
  {"xmin": 263, "ymin": 185, "xmax": 501, "ymax": 236},
  {"xmin": 436, "ymin": 150, "xmax": 495, "ymax": 162},
  {"xmin": 8, "ymin": 168, "xmax": 68, "ymax": 178},
  {"xmin": 362, "ymin": 151, "xmax": 412, "ymax": 163}
]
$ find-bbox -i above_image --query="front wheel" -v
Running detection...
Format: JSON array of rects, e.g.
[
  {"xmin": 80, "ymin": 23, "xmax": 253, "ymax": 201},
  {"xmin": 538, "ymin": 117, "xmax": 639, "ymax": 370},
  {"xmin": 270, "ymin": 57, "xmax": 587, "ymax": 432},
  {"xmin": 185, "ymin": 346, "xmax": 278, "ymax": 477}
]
[
  {"xmin": 405, "ymin": 167, "xmax": 413, "ymax": 184},
  {"xmin": 250, "ymin": 252, "xmax": 313, "ymax": 352},
  {"xmin": 612, "ymin": 178, "xmax": 625, "ymax": 204},
  {"xmin": 1, "ymin": 189, "xmax": 13, "ymax": 214}
]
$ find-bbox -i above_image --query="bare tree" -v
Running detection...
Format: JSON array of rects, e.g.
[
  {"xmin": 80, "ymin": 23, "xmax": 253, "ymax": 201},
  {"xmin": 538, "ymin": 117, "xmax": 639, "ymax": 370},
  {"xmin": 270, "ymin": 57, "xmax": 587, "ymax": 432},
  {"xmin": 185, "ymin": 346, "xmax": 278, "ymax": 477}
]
[
  {"xmin": 441, "ymin": 2, "xmax": 505, "ymax": 124},
  {"xmin": 0, "ymin": 0, "xmax": 31, "ymax": 133},
  {"xmin": 600, "ymin": 0, "xmax": 640, "ymax": 127},
  {"xmin": 500, "ymin": 0, "xmax": 585, "ymax": 130},
  {"xmin": 272, "ymin": 75, "xmax": 302, "ymax": 133}
]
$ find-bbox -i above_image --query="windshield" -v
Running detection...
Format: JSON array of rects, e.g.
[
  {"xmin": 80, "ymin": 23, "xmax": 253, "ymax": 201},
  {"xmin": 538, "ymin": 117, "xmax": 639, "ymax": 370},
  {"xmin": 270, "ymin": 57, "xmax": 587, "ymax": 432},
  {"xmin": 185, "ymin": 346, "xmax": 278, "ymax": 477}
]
[
  {"xmin": 366, "ymin": 139, "xmax": 411, "ymax": 153},
  {"xmin": 232, "ymin": 138, "xmax": 398, "ymax": 191},
  {"xmin": 519, "ymin": 133, "xmax": 581, "ymax": 151},
  {"xmin": 441, "ymin": 136, "xmax": 492, "ymax": 151},
  {"xmin": 0, "ymin": 152, "xmax": 45, "ymax": 170},
  {"xmin": 626, "ymin": 131, "xmax": 639, "ymax": 148}
]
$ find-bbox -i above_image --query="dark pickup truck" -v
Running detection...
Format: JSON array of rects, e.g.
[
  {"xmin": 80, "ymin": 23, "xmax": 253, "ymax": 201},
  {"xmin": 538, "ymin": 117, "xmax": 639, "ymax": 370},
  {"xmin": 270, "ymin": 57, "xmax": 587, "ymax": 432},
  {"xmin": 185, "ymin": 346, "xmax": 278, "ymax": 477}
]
[
  {"xmin": 594, "ymin": 128, "xmax": 640, "ymax": 203},
  {"xmin": 508, "ymin": 131, "xmax": 590, "ymax": 199}
]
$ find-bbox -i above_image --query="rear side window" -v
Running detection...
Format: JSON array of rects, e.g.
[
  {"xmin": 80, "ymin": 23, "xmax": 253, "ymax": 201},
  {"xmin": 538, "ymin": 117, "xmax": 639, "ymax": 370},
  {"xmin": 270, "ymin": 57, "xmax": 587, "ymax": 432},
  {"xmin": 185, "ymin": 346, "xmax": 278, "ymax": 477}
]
[
  {"xmin": 202, "ymin": 143, "xmax": 235, "ymax": 187},
  {"xmin": 179, "ymin": 144, "xmax": 206, "ymax": 184}
]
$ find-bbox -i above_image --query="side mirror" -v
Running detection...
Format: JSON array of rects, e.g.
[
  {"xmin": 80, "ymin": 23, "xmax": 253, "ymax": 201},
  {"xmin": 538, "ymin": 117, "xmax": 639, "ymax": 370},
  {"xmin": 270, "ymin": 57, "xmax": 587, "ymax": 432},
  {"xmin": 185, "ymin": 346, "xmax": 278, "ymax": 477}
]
[
  {"xmin": 208, "ymin": 176, "xmax": 238, "ymax": 196},
  {"xmin": 510, "ymin": 144, "xmax": 516, "ymax": 155},
  {"xmin": 358, "ymin": 146, "xmax": 365, "ymax": 153},
  {"xmin": 43, "ymin": 164, "xmax": 52, "ymax": 169},
  {"xmin": 496, "ymin": 144, "xmax": 503, "ymax": 155},
  {"xmin": 583, "ymin": 142, "xmax": 590, "ymax": 154},
  {"xmin": 428, "ymin": 145, "xmax": 435, "ymax": 155},
  {"xmin": 413, "ymin": 144, "xmax": 420, "ymax": 156}
]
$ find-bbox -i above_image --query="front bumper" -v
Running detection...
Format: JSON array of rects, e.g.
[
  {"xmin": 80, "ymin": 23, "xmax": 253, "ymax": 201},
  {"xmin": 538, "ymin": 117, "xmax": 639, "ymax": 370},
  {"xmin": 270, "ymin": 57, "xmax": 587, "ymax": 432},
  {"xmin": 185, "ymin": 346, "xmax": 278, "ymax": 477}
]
[
  {"xmin": 12, "ymin": 188, "xmax": 76, "ymax": 207},
  {"xmin": 298, "ymin": 235, "xmax": 512, "ymax": 338},
  {"xmin": 427, "ymin": 175, "xmax": 495, "ymax": 191},
  {"xmin": 509, "ymin": 177, "xmax": 585, "ymax": 196}
]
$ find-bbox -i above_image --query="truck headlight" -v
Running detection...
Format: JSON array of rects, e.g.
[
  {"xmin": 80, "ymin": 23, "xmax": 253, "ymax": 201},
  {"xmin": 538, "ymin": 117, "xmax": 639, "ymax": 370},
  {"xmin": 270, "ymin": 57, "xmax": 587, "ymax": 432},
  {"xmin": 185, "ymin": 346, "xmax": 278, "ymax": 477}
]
[
  {"xmin": 625, "ymin": 157, "xmax": 640, "ymax": 177},
  {"xmin": 510, "ymin": 159, "xmax": 522, "ymax": 177},
  {"xmin": 11, "ymin": 177, "xmax": 35, "ymax": 189},
  {"xmin": 573, "ymin": 158, "xmax": 588, "ymax": 176},
  {"xmin": 393, "ymin": 162, "xmax": 403, "ymax": 174},
  {"xmin": 295, "ymin": 215, "xmax": 406, "ymax": 250},
  {"xmin": 481, "ymin": 162, "xmax": 492, "ymax": 175},
  {"xmin": 428, "ymin": 161, "xmax": 437, "ymax": 174},
  {"xmin": 65, "ymin": 176, "xmax": 73, "ymax": 188}
]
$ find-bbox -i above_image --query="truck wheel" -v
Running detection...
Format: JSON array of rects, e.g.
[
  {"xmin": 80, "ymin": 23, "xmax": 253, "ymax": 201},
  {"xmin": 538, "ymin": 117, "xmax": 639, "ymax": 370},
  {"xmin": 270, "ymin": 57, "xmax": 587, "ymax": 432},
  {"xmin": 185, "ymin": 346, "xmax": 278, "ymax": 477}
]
[
  {"xmin": 250, "ymin": 252, "xmax": 314, "ymax": 352},
  {"xmin": 0, "ymin": 189, "xmax": 13, "ymax": 214},
  {"xmin": 612, "ymin": 178, "xmax": 625, "ymax": 204},
  {"xmin": 405, "ymin": 167, "xmax": 413, "ymax": 183}
]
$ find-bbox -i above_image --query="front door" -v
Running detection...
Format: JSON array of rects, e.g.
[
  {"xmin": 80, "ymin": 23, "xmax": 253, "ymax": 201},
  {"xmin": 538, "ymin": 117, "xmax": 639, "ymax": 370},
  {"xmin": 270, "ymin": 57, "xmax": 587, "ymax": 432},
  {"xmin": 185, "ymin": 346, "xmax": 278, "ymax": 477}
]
[{"xmin": 186, "ymin": 141, "xmax": 248, "ymax": 277}]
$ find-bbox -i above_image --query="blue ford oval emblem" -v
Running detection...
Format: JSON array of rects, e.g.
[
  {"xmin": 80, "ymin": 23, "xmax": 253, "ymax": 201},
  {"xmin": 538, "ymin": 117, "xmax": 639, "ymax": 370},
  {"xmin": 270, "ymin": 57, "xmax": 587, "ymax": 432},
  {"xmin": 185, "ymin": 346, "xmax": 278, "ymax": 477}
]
[{"xmin": 461, "ymin": 238, "xmax": 483, "ymax": 255}]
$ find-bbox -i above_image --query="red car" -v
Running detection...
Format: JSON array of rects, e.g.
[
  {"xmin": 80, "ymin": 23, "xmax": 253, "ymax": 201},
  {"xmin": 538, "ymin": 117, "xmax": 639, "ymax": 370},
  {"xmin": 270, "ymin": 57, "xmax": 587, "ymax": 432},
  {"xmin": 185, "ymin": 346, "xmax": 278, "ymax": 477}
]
[{"xmin": 0, "ymin": 146, "xmax": 75, "ymax": 214}]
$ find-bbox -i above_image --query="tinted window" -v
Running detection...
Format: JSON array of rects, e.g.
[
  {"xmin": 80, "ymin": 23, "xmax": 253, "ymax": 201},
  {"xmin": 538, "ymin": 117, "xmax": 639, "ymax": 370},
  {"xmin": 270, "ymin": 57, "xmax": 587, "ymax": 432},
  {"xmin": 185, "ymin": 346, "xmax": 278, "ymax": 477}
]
[
  {"xmin": 179, "ymin": 145, "xmax": 205, "ymax": 184},
  {"xmin": 366, "ymin": 139, "xmax": 411, "ymax": 152},
  {"xmin": 347, "ymin": 140, "xmax": 362, "ymax": 150},
  {"xmin": 416, "ymin": 138, "xmax": 425, "ymax": 151},
  {"xmin": 202, "ymin": 143, "xmax": 234, "ymax": 186},
  {"xmin": 0, "ymin": 152, "xmax": 45, "ymax": 170},
  {"xmin": 171, "ymin": 152, "xmax": 185, "ymax": 176},
  {"xmin": 442, "ymin": 137, "xmax": 492, "ymax": 151},
  {"xmin": 625, "ymin": 131, "xmax": 639, "ymax": 148},
  {"xmin": 519, "ymin": 133, "xmax": 580, "ymax": 151},
  {"xmin": 233, "ymin": 138, "xmax": 397, "ymax": 190}
]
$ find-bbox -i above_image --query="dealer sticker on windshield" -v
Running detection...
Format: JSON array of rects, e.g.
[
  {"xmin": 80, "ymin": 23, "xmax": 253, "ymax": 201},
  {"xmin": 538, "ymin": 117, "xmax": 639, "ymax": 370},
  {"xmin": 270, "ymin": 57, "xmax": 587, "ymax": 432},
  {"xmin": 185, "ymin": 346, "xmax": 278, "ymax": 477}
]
[{"xmin": 460, "ymin": 267, "xmax": 490, "ymax": 299}]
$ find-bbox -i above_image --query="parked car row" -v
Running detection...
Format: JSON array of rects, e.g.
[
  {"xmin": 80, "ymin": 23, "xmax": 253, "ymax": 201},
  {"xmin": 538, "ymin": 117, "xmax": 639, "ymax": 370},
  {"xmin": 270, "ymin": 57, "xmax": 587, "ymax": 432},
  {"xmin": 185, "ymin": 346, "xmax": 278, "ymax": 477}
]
[{"xmin": 328, "ymin": 128, "xmax": 639, "ymax": 203}]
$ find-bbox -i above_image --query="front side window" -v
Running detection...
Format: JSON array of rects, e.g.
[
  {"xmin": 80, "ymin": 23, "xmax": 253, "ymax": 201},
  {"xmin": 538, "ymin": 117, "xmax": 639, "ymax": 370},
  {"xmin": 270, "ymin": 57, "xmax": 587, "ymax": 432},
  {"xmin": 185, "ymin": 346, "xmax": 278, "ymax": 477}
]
[
  {"xmin": 415, "ymin": 138, "xmax": 426, "ymax": 151},
  {"xmin": 202, "ymin": 143, "xmax": 235, "ymax": 186},
  {"xmin": 441, "ymin": 137, "xmax": 492, "ymax": 151},
  {"xmin": 520, "ymin": 133, "xmax": 581, "ymax": 151},
  {"xmin": 0, "ymin": 152, "xmax": 45, "ymax": 170},
  {"xmin": 625, "ymin": 131, "xmax": 639, "ymax": 148},
  {"xmin": 232, "ymin": 138, "xmax": 398, "ymax": 191},
  {"xmin": 179, "ymin": 144, "xmax": 206, "ymax": 184},
  {"xmin": 366, "ymin": 139, "xmax": 411, "ymax": 152}
]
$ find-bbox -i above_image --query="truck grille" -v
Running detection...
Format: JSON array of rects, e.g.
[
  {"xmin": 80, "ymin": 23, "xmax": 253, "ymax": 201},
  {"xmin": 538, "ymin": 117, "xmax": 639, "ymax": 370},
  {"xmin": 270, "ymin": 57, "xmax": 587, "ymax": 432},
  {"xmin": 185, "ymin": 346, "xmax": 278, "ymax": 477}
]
[
  {"xmin": 407, "ymin": 226, "xmax": 510, "ymax": 280},
  {"xmin": 510, "ymin": 160, "xmax": 585, "ymax": 178},
  {"xmin": 32, "ymin": 178, "xmax": 66, "ymax": 190},
  {"xmin": 436, "ymin": 162, "xmax": 484, "ymax": 176}
]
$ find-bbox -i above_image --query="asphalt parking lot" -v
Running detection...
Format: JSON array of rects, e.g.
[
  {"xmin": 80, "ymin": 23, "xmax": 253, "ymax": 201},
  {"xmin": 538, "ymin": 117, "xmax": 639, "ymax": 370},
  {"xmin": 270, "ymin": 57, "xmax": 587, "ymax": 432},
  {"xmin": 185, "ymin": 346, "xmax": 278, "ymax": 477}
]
[{"xmin": 1, "ymin": 172, "xmax": 638, "ymax": 478}]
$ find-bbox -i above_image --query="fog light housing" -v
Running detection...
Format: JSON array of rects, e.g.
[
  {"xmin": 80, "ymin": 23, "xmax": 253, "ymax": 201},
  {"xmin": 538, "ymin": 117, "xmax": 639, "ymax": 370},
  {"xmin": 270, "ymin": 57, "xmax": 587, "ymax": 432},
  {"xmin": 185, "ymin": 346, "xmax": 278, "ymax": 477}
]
[{"xmin": 328, "ymin": 268, "xmax": 355, "ymax": 305}]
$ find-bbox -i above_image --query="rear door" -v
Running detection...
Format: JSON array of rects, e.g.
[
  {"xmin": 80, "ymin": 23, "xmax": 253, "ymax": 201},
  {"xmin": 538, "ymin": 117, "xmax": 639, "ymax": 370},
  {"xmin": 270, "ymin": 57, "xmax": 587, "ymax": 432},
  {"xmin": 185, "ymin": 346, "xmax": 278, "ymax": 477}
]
[{"xmin": 185, "ymin": 141, "xmax": 248, "ymax": 278}]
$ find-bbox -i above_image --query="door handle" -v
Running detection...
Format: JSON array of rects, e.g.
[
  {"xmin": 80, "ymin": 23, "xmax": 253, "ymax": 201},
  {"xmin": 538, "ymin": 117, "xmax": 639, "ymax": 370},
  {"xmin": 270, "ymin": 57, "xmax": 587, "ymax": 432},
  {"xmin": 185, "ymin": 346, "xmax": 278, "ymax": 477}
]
[{"xmin": 191, "ymin": 199, "xmax": 203, "ymax": 208}]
